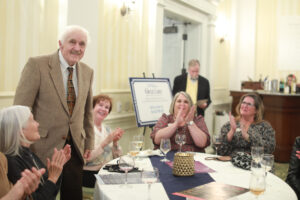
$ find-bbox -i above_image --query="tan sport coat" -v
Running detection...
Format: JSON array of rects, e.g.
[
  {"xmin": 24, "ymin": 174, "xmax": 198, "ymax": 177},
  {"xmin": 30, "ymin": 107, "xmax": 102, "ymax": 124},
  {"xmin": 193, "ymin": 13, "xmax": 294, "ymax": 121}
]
[{"xmin": 14, "ymin": 51, "xmax": 94, "ymax": 164}]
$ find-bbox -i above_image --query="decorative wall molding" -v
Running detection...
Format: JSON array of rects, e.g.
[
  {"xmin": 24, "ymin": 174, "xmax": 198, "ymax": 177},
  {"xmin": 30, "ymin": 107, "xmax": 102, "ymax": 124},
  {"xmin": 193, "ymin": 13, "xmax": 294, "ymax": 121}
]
[
  {"xmin": 0, "ymin": 91, "xmax": 15, "ymax": 109},
  {"xmin": 104, "ymin": 112, "xmax": 137, "ymax": 131},
  {"xmin": 0, "ymin": 91, "xmax": 15, "ymax": 97},
  {"xmin": 99, "ymin": 89, "xmax": 131, "ymax": 94}
]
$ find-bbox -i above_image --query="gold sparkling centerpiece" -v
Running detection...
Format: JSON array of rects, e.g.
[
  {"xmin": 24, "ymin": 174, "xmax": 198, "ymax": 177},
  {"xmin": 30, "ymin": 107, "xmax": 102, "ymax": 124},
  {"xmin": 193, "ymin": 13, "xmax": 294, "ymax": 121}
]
[{"xmin": 172, "ymin": 152, "xmax": 195, "ymax": 176}]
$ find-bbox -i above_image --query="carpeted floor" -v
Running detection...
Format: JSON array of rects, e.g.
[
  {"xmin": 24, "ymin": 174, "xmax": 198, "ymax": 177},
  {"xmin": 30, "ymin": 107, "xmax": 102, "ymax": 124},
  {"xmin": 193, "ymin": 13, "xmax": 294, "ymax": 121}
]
[
  {"xmin": 274, "ymin": 162, "xmax": 289, "ymax": 180},
  {"xmin": 80, "ymin": 162, "xmax": 290, "ymax": 200}
]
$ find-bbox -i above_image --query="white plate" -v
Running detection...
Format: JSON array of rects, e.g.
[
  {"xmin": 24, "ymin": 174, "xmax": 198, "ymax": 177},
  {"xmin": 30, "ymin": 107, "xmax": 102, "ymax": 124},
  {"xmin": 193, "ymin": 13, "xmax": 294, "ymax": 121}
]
[{"xmin": 137, "ymin": 149, "xmax": 163, "ymax": 157}]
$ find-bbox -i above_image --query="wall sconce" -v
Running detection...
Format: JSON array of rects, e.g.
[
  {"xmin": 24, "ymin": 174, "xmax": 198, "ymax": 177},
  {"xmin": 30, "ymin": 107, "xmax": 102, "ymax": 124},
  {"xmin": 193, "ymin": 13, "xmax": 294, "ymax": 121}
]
[
  {"xmin": 120, "ymin": 0, "xmax": 136, "ymax": 16},
  {"xmin": 215, "ymin": 15, "xmax": 229, "ymax": 43}
]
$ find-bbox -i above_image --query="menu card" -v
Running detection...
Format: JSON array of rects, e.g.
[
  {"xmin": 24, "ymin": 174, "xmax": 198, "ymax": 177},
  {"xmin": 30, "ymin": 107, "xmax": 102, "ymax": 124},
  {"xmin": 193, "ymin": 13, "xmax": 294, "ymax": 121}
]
[{"xmin": 173, "ymin": 182, "xmax": 249, "ymax": 200}]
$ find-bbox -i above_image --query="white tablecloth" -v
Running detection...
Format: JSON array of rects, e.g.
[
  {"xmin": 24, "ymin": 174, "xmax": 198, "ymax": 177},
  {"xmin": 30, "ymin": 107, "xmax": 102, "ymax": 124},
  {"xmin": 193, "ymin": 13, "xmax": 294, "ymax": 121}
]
[{"xmin": 94, "ymin": 153, "xmax": 297, "ymax": 200}]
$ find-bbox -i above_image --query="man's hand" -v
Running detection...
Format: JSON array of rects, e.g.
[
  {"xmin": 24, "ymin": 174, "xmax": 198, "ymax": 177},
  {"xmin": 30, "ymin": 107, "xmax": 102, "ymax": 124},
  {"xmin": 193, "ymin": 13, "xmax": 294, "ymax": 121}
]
[
  {"xmin": 84, "ymin": 149, "xmax": 91, "ymax": 160},
  {"xmin": 198, "ymin": 102, "xmax": 207, "ymax": 109},
  {"xmin": 63, "ymin": 144, "xmax": 71, "ymax": 163}
]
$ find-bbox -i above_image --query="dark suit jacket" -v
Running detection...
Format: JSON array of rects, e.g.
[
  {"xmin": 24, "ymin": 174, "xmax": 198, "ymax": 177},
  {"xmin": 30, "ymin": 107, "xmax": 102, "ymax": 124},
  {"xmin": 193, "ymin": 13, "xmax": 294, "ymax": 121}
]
[
  {"xmin": 14, "ymin": 51, "xmax": 94, "ymax": 164},
  {"xmin": 172, "ymin": 73, "xmax": 211, "ymax": 116}
]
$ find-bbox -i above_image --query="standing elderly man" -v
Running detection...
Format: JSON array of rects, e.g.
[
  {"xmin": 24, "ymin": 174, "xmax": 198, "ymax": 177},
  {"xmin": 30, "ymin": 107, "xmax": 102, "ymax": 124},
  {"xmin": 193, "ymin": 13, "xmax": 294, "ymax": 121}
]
[
  {"xmin": 13, "ymin": 25, "xmax": 94, "ymax": 200},
  {"xmin": 172, "ymin": 59, "xmax": 211, "ymax": 116}
]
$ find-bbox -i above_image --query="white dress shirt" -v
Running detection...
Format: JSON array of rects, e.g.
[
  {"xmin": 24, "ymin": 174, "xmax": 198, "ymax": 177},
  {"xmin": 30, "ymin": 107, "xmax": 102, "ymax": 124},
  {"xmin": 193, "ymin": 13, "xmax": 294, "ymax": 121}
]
[{"xmin": 59, "ymin": 50, "xmax": 78, "ymax": 98}]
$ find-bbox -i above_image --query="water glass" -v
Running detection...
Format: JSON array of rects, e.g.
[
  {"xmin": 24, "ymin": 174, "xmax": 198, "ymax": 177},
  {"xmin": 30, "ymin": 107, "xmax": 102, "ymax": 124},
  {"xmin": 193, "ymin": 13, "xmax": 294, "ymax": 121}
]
[
  {"xmin": 249, "ymin": 172, "xmax": 266, "ymax": 199},
  {"xmin": 160, "ymin": 138, "xmax": 171, "ymax": 162},
  {"xmin": 118, "ymin": 155, "xmax": 134, "ymax": 185},
  {"xmin": 251, "ymin": 146, "xmax": 264, "ymax": 163},
  {"xmin": 175, "ymin": 134, "xmax": 186, "ymax": 152},
  {"xmin": 141, "ymin": 168, "xmax": 159, "ymax": 200},
  {"xmin": 261, "ymin": 154, "xmax": 274, "ymax": 174}
]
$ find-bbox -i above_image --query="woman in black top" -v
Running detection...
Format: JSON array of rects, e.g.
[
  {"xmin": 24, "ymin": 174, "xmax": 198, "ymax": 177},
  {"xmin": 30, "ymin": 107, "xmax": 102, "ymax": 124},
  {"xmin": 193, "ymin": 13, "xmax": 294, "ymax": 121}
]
[
  {"xmin": 286, "ymin": 137, "xmax": 300, "ymax": 199},
  {"xmin": 0, "ymin": 105, "xmax": 71, "ymax": 200}
]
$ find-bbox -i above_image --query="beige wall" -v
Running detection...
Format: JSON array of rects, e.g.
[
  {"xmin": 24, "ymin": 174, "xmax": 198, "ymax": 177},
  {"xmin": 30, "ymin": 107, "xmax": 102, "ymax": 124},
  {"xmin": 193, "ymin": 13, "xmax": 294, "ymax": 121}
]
[
  {"xmin": 213, "ymin": 0, "xmax": 232, "ymax": 95},
  {"xmin": 256, "ymin": 0, "xmax": 300, "ymax": 80},
  {"xmin": 0, "ymin": 0, "xmax": 59, "ymax": 92},
  {"xmin": 213, "ymin": 0, "xmax": 300, "ymax": 95},
  {"xmin": 96, "ymin": 0, "xmax": 152, "ymax": 92}
]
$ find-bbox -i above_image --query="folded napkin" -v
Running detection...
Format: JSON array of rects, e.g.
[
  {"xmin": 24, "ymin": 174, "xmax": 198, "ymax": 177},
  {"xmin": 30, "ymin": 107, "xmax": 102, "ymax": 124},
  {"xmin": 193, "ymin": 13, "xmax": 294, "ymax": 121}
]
[{"xmin": 103, "ymin": 164, "xmax": 141, "ymax": 173}]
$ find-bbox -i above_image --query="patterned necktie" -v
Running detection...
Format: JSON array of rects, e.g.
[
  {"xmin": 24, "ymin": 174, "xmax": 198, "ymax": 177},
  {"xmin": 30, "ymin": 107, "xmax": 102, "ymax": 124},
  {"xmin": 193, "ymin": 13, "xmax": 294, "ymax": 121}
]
[{"xmin": 67, "ymin": 67, "xmax": 76, "ymax": 115}]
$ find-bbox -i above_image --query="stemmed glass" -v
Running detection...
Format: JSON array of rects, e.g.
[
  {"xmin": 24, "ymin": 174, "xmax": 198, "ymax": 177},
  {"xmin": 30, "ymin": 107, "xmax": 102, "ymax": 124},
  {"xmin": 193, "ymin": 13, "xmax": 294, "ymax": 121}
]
[
  {"xmin": 132, "ymin": 135, "xmax": 144, "ymax": 160},
  {"xmin": 141, "ymin": 168, "xmax": 159, "ymax": 200},
  {"xmin": 175, "ymin": 133, "xmax": 186, "ymax": 152},
  {"xmin": 249, "ymin": 172, "xmax": 266, "ymax": 199},
  {"xmin": 261, "ymin": 154, "xmax": 274, "ymax": 177},
  {"xmin": 213, "ymin": 135, "xmax": 222, "ymax": 155},
  {"xmin": 133, "ymin": 135, "xmax": 144, "ymax": 151},
  {"xmin": 251, "ymin": 146, "xmax": 264, "ymax": 163},
  {"xmin": 160, "ymin": 138, "xmax": 171, "ymax": 162},
  {"xmin": 118, "ymin": 155, "xmax": 134, "ymax": 185},
  {"xmin": 129, "ymin": 141, "xmax": 139, "ymax": 167}
]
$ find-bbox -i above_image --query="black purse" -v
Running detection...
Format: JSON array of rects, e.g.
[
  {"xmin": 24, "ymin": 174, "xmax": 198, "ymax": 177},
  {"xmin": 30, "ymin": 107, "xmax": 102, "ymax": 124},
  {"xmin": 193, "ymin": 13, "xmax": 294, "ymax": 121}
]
[{"xmin": 231, "ymin": 152, "xmax": 252, "ymax": 170}]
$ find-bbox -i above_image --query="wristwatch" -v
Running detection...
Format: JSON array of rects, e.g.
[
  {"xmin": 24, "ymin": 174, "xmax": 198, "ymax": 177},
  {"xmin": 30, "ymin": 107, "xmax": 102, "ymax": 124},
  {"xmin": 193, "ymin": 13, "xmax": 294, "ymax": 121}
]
[{"xmin": 187, "ymin": 121, "xmax": 194, "ymax": 126}]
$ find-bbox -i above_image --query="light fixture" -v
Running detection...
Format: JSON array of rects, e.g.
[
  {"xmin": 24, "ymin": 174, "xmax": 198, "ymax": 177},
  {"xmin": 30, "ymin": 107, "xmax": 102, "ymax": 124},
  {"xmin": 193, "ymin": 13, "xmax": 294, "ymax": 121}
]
[
  {"xmin": 215, "ymin": 15, "xmax": 229, "ymax": 43},
  {"xmin": 120, "ymin": 0, "xmax": 136, "ymax": 16}
]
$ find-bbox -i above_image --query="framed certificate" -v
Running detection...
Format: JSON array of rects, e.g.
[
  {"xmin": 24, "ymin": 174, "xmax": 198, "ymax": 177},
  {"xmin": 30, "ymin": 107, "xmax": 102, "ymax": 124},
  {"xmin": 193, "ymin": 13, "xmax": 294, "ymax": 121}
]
[{"xmin": 129, "ymin": 77, "xmax": 173, "ymax": 127}]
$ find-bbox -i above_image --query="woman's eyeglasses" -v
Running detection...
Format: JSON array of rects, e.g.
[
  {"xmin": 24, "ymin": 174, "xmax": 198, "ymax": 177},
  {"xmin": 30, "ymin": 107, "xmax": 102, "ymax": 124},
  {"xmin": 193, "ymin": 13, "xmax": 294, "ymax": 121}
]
[{"xmin": 241, "ymin": 101, "xmax": 255, "ymax": 107}]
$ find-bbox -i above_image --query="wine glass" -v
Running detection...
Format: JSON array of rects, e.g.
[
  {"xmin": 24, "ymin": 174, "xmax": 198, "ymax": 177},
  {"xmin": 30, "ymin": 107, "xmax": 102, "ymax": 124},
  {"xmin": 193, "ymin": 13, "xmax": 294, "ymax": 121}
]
[
  {"xmin": 261, "ymin": 154, "xmax": 274, "ymax": 175},
  {"xmin": 118, "ymin": 155, "xmax": 134, "ymax": 185},
  {"xmin": 213, "ymin": 135, "xmax": 222, "ymax": 155},
  {"xmin": 251, "ymin": 146, "xmax": 264, "ymax": 163},
  {"xmin": 249, "ymin": 172, "xmax": 266, "ymax": 199},
  {"xmin": 141, "ymin": 168, "xmax": 159, "ymax": 200},
  {"xmin": 175, "ymin": 133, "xmax": 186, "ymax": 152},
  {"xmin": 133, "ymin": 135, "xmax": 144, "ymax": 151},
  {"xmin": 160, "ymin": 138, "xmax": 171, "ymax": 162},
  {"xmin": 129, "ymin": 141, "xmax": 139, "ymax": 167}
]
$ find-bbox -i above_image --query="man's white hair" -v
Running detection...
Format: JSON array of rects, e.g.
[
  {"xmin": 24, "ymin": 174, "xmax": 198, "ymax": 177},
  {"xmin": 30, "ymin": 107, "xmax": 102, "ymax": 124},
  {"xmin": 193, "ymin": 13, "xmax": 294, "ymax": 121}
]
[{"xmin": 59, "ymin": 25, "xmax": 91, "ymax": 44}]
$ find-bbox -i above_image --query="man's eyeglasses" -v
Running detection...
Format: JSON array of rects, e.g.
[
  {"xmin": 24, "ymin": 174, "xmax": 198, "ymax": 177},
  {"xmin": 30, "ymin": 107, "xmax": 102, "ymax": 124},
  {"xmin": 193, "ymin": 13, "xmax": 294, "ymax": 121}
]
[{"xmin": 241, "ymin": 101, "xmax": 255, "ymax": 107}]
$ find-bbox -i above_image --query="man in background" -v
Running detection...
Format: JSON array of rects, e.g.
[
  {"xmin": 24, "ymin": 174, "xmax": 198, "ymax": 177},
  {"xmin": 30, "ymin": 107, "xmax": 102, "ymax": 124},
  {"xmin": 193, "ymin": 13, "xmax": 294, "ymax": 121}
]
[
  {"xmin": 172, "ymin": 59, "xmax": 211, "ymax": 116},
  {"xmin": 14, "ymin": 25, "xmax": 94, "ymax": 200}
]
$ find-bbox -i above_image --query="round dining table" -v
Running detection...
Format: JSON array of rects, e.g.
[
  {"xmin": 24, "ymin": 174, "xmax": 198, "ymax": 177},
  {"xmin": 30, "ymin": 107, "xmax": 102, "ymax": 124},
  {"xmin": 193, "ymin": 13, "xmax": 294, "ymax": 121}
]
[{"xmin": 93, "ymin": 151, "xmax": 297, "ymax": 200}]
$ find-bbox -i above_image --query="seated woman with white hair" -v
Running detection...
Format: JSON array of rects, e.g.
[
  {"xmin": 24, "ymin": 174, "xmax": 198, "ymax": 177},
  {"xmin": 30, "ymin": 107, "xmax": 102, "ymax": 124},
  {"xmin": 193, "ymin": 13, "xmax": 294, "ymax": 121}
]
[{"xmin": 0, "ymin": 105, "xmax": 71, "ymax": 200}]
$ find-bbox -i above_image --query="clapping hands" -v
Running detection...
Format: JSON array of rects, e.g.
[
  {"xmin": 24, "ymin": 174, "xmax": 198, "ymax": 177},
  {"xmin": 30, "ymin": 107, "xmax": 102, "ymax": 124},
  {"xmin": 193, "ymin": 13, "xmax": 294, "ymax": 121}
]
[
  {"xmin": 175, "ymin": 105, "xmax": 196, "ymax": 127},
  {"xmin": 112, "ymin": 128, "xmax": 124, "ymax": 143},
  {"xmin": 4, "ymin": 167, "xmax": 46, "ymax": 200},
  {"xmin": 47, "ymin": 147, "xmax": 70, "ymax": 184},
  {"xmin": 21, "ymin": 167, "xmax": 46, "ymax": 195},
  {"xmin": 229, "ymin": 112, "xmax": 237, "ymax": 132}
]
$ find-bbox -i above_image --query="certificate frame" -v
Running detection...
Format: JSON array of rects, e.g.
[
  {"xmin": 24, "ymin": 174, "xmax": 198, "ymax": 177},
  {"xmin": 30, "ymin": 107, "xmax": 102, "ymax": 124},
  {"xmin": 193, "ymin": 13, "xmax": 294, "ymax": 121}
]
[{"xmin": 129, "ymin": 77, "xmax": 173, "ymax": 127}]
